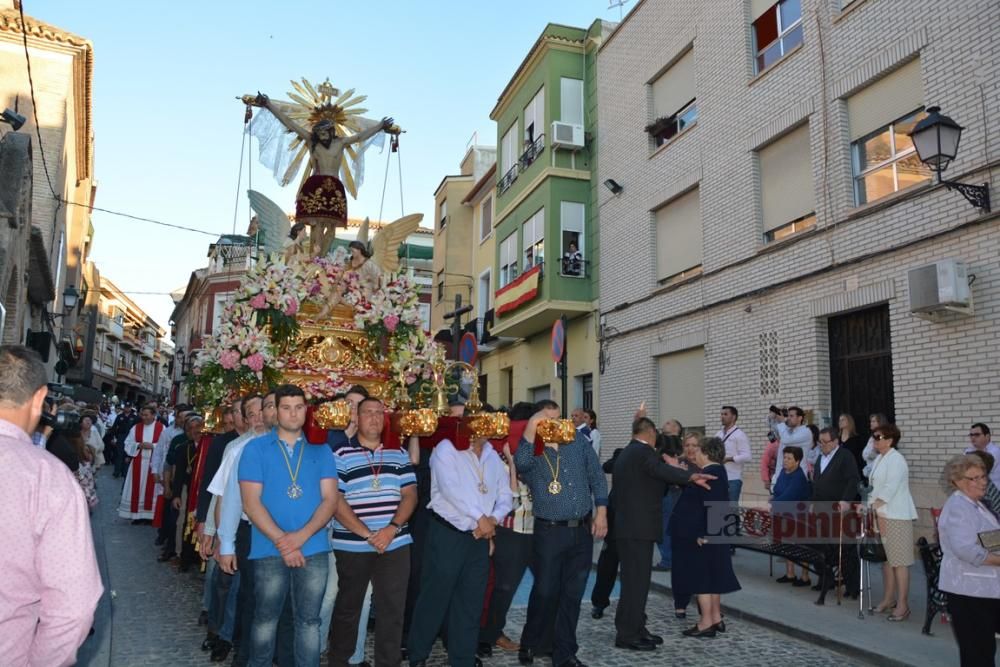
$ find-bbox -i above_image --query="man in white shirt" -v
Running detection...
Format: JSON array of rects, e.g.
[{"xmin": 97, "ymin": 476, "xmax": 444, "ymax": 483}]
[
  {"xmin": 966, "ymin": 423, "xmax": 1000, "ymax": 487},
  {"xmin": 715, "ymin": 406, "xmax": 751, "ymax": 506},
  {"xmin": 407, "ymin": 409, "xmax": 513, "ymax": 667},
  {"xmin": 773, "ymin": 406, "xmax": 813, "ymax": 490}
]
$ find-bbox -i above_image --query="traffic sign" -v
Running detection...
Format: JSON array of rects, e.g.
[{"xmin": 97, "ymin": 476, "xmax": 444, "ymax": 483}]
[
  {"xmin": 551, "ymin": 318, "xmax": 565, "ymax": 363},
  {"xmin": 459, "ymin": 331, "xmax": 479, "ymax": 365}
]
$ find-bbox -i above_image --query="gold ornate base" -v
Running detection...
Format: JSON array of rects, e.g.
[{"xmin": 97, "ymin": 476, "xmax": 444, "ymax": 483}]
[{"xmin": 281, "ymin": 301, "xmax": 390, "ymax": 399}]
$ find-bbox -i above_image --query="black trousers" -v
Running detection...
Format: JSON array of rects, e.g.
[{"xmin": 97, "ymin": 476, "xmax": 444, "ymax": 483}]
[
  {"xmin": 481, "ymin": 526, "xmax": 534, "ymax": 644},
  {"xmin": 520, "ymin": 520, "xmax": 592, "ymax": 666},
  {"xmin": 614, "ymin": 538, "xmax": 654, "ymax": 643},
  {"xmin": 232, "ymin": 521, "xmax": 294, "ymax": 667},
  {"xmin": 591, "ymin": 510, "xmax": 619, "ymax": 610},
  {"xmin": 330, "ymin": 546, "xmax": 410, "ymax": 667},
  {"xmin": 403, "ymin": 502, "xmax": 430, "ymax": 640},
  {"xmin": 408, "ymin": 516, "xmax": 490, "ymax": 666},
  {"xmin": 947, "ymin": 592, "xmax": 1000, "ymax": 667},
  {"xmin": 162, "ymin": 501, "xmax": 178, "ymax": 556}
]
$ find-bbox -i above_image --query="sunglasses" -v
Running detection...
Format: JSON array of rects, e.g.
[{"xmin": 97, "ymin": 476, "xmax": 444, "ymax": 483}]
[{"xmin": 873, "ymin": 434, "xmax": 892, "ymax": 441}]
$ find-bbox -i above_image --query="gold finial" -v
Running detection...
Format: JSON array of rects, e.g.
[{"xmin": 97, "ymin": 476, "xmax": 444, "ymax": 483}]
[{"xmin": 317, "ymin": 78, "xmax": 339, "ymax": 99}]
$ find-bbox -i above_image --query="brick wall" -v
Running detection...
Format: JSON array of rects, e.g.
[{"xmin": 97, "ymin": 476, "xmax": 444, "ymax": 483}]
[{"xmin": 596, "ymin": 0, "xmax": 1000, "ymax": 533}]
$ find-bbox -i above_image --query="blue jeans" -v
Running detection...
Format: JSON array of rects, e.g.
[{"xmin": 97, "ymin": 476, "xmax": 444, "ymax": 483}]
[
  {"xmin": 319, "ymin": 549, "xmax": 370, "ymax": 663},
  {"xmin": 249, "ymin": 553, "xmax": 328, "ymax": 667},
  {"xmin": 728, "ymin": 479, "xmax": 743, "ymax": 536},
  {"xmin": 656, "ymin": 489, "xmax": 680, "ymax": 566}
]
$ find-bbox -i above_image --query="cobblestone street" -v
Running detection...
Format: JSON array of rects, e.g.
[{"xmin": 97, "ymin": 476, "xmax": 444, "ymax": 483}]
[{"xmin": 77, "ymin": 467, "xmax": 867, "ymax": 666}]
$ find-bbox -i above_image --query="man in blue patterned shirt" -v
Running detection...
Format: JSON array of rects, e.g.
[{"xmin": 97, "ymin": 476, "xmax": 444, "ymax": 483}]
[
  {"xmin": 514, "ymin": 400, "xmax": 608, "ymax": 667},
  {"xmin": 330, "ymin": 397, "xmax": 417, "ymax": 667}
]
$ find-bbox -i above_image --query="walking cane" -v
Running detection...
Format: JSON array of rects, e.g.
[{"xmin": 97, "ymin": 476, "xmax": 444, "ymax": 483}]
[
  {"xmin": 836, "ymin": 505, "xmax": 843, "ymax": 606},
  {"xmin": 857, "ymin": 503, "xmax": 867, "ymax": 620}
]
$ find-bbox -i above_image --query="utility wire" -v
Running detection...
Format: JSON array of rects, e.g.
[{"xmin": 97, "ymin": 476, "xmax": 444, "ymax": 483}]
[
  {"xmin": 63, "ymin": 201, "xmax": 221, "ymax": 237},
  {"xmin": 18, "ymin": 1, "xmax": 57, "ymax": 199}
]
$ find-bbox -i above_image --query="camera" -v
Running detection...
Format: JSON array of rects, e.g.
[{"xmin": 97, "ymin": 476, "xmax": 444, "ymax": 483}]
[
  {"xmin": 39, "ymin": 410, "xmax": 82, "ymax": 435},
  {"xmin": 767, "ymin": 430, "xmax": 778, "ymax": 443}
]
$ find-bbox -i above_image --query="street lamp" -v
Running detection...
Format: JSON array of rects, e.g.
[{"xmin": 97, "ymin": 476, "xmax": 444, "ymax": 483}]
[
  {"xmin": 909, "ymin": 106, "xmax": 990, "ymax": 212},
  {"xmin": 62, "ymin": 284, "xmax": 80, "ymax": 313}
]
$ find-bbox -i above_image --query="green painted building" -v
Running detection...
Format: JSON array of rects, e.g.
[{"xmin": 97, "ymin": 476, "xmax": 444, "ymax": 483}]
[{"xmin": 480, "ymin": 20, "xmax": 609, "ymax": 414}]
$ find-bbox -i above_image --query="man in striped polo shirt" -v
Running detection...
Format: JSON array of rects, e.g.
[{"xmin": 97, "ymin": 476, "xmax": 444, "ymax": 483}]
[{"xmin": 330, "ymin": 397, "xmax": 417, "ymax": 667}]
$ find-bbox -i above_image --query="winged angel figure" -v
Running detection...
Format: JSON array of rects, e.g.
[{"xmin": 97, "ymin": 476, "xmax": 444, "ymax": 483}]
[
  {"xmin": 241, "ymin": 78, "xmax": 399, "ymax": 257},
  {"xmin": 313, "ymin": 214, "xmax": 424, "ymax": 319}
]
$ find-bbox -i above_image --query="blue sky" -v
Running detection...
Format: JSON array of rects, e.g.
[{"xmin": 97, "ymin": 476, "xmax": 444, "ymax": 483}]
[{"xmin": 34, "ymin": 0, "xmax": 619, "ymax": 329}]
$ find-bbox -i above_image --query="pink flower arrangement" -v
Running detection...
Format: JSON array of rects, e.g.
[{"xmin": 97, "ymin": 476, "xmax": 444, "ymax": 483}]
[
  {"xmin": 249, "ymin": 292, "xmax": 267, "ymax": 309},
  {"xmin": 383, "ymin": 313, "xmax": 400, "ymax": 332},
  {"xmin": 285, "ymin": 298, "xmax": 299, "ymax": 316},
  {"xmin": 244, "ymin": 353, "xmax": 265, "ymax": 372},
  {"xmin": 219, "ymin": 349, "xmax": 241, "ymax": 370}
]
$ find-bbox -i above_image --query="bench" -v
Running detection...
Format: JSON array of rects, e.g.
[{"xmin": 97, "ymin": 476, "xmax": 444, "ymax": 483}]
[
  {"xmin": 733, "ymin": 506, "xmax": 837, "ymax": 605},
  {"xmin": 916, "ymin": 537, "xmax": 949, "ymax": 635}
]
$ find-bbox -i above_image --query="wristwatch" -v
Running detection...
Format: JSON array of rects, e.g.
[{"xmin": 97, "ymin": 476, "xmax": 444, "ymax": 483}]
[{"xmin": 389, "ymin": 520, "xmax": 402, "ymax": 535}]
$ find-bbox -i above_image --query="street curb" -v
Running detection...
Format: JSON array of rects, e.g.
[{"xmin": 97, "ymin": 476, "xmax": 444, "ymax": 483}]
[
  {"xmin": 644, "ymin": 574, "xmax": 908, "ymax": 667},
  {"xmin": 76, "ymin": 479, "xmax": 114, "ymax": 667}
]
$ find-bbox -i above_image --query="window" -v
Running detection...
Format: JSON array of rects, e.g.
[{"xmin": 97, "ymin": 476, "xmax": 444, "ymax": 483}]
[
  {"xmin": 499, "ymin": 233, "xmax": 519, "ymax": 287},
  {"xmin": 523, "ymin": 87, "xmax": 545, "ymax": 144},
  {"xmin": 560, "ymin": 77, "xmax": 584, "ymax": 126},
  {"xmin": 560, "ymin": 201, "xmax": 585, "ymax": 277},
  {"xmin": 522, "ymin": 209, "xmax": 544, "ymax": 270},
  {"xmin": 759, "ymin": 123, "xmax": 815, "ymax": 242},
  {"xmin": 438, "ymin": 199, "xmax": 448, "ymax": 230},
  {"xmin": 650, "ymin": 48, "xmax": 697, "ymax": 147},
  {"xmin": 418, "ymin": 302, "xmax": 431, "ymax": 330},
  {"xmin": 529, "ymin": 385, "xmax": 551, "ymax": 403},
  {"xmin": 480, "ymin": 196, "xmax": 493, "ymax": 241},
  {"xmin": 501, "ymin": 123, "xmax": 517, "ymax": 175},
  {"xmin": 658, "ymin": 347, "xmax": 705, "ymax": 434},
  {"xmin": 848, "ymin": 60, "xmax": 929, "ymax": 204},
  {"xmin": 478, "ymin": 269, "xmax": 492, "ymax": 318},
  {"xmin": 436, "ymin": 269, "xmax": 444, "ymax": 301},
  {"xmin": 576, "ymin": 373, "xmax": 594, "ymax": 411},
  {"xmin": 655, "ymin": 188, "xmax": 702, "ymax": 282},
  {"xmin": 752, "ymin": 0, "xmax": 803, "ymax": 74}
]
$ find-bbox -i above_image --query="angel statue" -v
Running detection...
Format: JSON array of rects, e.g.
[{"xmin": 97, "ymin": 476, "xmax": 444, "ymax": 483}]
[
  {"xmin": 241, "ymin": 78, "xmax": 399, "ymax": 257},
  {"xmin": 313, "ymin": 213, "xmax": 423, "ymax": 320}
]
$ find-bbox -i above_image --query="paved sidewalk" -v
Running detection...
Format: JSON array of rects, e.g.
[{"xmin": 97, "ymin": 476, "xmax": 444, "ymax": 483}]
[{"xmin": 637, "ymin": 547, "xmax": 959, "ymax": 667}]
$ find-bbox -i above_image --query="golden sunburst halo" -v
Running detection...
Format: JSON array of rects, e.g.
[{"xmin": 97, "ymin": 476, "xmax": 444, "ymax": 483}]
[{"xmin": 276, "ymin": 77, "xmax": 372, "ymax": 198}]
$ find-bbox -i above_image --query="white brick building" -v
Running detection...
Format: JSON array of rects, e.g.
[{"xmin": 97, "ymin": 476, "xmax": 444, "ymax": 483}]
[{"xmin": 596, "ymin": 0, "xmax": 999, "ymax": 531}]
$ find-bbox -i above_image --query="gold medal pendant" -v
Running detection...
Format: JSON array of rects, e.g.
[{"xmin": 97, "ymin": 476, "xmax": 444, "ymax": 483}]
[
  {"xmin": 371, "ymin": 478, "xmax": 382, "ymax": 490},
  {"xmin": 287, "ymin": 483, "xmax": 303, "ymax": 500},
  {"xmin": 479, "ymin": 482, "xmax": 489, "ymax": 494},
  {"xmin": 548, "ymin": 480, "xmax": 563, "ymax": 495}
]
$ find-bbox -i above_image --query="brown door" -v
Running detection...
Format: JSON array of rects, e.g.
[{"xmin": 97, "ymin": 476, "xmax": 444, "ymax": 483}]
[{"xmin": 828, "ymin": 305, "xmax": 895, "ymax": 438}]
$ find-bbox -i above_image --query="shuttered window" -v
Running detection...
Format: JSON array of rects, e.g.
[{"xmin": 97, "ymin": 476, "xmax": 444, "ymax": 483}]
[
  {"xmin": 759, "ymin": 124, "xmax": 814, "ymax": 234},
  {"xmin": 658, "ymin": 347, "xmax": 705, "ymax": 433},
  {"xmin": 655, "ymin": 188, "xmax": 702, "ymax": 281}
]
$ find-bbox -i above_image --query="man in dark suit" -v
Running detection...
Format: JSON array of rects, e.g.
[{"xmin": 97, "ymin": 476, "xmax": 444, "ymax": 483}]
[
  {"xmin": 612, "ymin": 418, "xmax": 713, "ymax": 651},
  {"xmin": 811, "ymin": 427, "xmax": 861, "ymax": 598}
]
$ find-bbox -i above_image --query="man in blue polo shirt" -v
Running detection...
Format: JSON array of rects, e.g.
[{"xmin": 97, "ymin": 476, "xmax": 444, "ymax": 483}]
[{"xmin": 238, "ymin": 384, "xmax": 339, "ymax": 667}]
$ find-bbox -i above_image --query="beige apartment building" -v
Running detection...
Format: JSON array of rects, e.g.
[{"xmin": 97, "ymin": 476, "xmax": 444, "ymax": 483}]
[{"xmin": 596, "ymin": 0, "xmax": 999, "ymax": 530}]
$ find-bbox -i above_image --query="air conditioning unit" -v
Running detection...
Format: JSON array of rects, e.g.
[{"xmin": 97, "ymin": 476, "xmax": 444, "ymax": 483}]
[
  {"xmin": 551, "ymin": 121, "xmax": 584, "ymax": 149},
  {"xmin": 907, "ymin": 259, "xmax": 973, "ymax": 321}
]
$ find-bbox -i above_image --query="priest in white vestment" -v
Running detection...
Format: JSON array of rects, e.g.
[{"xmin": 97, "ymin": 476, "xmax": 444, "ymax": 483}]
[{"xmin": 118, "ymin": 405, "xmax": 165, "ymax": 521}]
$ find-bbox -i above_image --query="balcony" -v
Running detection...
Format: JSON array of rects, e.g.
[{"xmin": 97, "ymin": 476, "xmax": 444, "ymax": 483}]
[
  {"xmin": 497, "ymin": 165, "xmax": 518, "ymax": 196},
  {"xmin": 518, "ymin": 133, "xmax": 545, "ymax": 172},
  {"xmin": 117, "ymin": 365, "xmax": 141, "ymax": 384},
  {"xmin": 121, "ymin": 330, "xmax": 141, "ymax": 349},
  {"xmin": 100, "ymin": 315, "xmax": 124, "ymax": 339},
  {"xmin": 491, "ymin": 262, "xmax": 590, "ymax": 339},
  {"xmin": 141, "ymin": 341, "xmax": 156, "ymax": 359}
]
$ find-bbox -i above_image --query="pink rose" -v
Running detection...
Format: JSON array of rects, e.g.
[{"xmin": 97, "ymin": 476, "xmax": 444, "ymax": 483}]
[
  {"xmin": 383, "ymin": 314, "xmax": 400, "ymax": 332},
  {"xmin": 219, "ymin": 350, "xmax": 241, "ymax": 370},
  {"xmin": 285, "ymin": 298, "xmax": 299, "ymax": 316},
  {"xmin": 250, "ymin": 292, "xmax": 267, "ymax": 309},
  {"xmin": 244, "ymin": 353, "xmax": 265, "ymax": 372}
]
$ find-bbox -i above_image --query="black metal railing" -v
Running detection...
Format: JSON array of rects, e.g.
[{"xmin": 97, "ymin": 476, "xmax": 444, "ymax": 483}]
[
  {"xmin": 519, "ymin": 133, "xmax": 545, "ymax": 171},
  {"xmin": 497, "ymin": 165, "xmax": 519, "ymax": 196}
]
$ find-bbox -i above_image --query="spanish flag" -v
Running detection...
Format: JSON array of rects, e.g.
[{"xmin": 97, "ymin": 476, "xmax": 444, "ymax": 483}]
[{"xmin": 495, "ymin": 264, "xmax": 541, "ymax": 315}]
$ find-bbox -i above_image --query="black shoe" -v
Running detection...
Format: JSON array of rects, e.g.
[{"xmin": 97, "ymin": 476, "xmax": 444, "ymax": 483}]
[
  {"xmin": 198, "ymin": 610, "xmax": 209, "ymax": 626},
  {"xmin": 682, "ymin": 625, "xmax": 717, "ymax": 638},
  {"xmin": 210, "ymin": 639, "xmax": 232, "ymax": 662},
  {"xmin": 556, "ymin": 659, "xmax": 587, "ymax": 667},
  {"xmin": 131, "ymin": 519, "xmax": 143, "ymax": 525},
  {"xmin": 201, "ymin": 632, "xmax": 217, "ymax": 651},
  {"xmin": 714, "ymin": 621, "xmax": 726, "ymax": 633},
  {"xmin": 614, "ymin": 638, "xmax": 657, "ymax": 651},
  {"xmin": 591, "ymin": 605, "xmax": 605, "ymax": 619},
  {"xmin": 157, "ymin": 552, "xmax": 173, "ymax": 563},
  {"xmin": 811, "ymin": 583, "xmax": 823, "ymax": 591},
  {"xmin": 477, "ymin": 642, "xmax": 493, "ymax": 658},
  {"xmin": 154, "ymin": 535, "xmax": 166, "ymax": 546},
  {"xmin": 775, "ymin": 575, "xmax": 794, "ymax": 583},
  {"xmin": 674, "ymin": 610, "xmax": 687, "ymax": 619},
  {"xmin": 640, "ymin": 629, "xmax": 664, "ymax": 645},
  {"xmin": 518, "ymin": 648, "xmax": 534, "ymax": 664},
  {"xmin": 474, "ymin": 660, "xmax": 483, "ymax": 667},
  {"xmin": 792, "ymin": 578, "xmax": 811, "ymax": 587},
  {"xmin": 409, "ymin": 661, "xmax": 426, "ymax": 667}
]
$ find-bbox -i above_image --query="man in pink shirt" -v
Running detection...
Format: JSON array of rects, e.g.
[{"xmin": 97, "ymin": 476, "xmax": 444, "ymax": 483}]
[{"xmin": 0, "ymin": 346, "xmax": 103, "ymax": 667}]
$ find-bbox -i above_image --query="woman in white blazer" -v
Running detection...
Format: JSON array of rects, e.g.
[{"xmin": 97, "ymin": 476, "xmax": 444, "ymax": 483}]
[{"xmin": 868, "ymin": 422, "xmax": 918, "ymax": 621}]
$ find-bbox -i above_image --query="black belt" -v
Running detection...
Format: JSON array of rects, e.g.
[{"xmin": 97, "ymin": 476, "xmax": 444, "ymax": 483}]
[
  {"xmin": 535, "ymin": 515, "xmax": 591, "ymax": 528},
  {"xmin": 431, "ymin": 511, "xmax": 474, "ymax": 534}
]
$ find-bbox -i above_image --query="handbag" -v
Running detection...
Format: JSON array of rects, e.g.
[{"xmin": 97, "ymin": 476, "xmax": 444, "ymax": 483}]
[{"xmin": 859, "ymin": 532, "xmax": 887, "ymax": 562}]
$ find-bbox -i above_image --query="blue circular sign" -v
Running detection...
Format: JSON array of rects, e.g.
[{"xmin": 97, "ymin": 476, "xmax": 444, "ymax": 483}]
[
  {"xmin": 459, "ymin": 332, "xmax": 478, "ymax": 365},
  {"xmin": 551, "ymin": 319, "xmax": 565, "ymax": 363}
]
